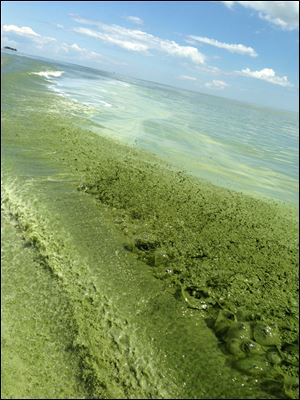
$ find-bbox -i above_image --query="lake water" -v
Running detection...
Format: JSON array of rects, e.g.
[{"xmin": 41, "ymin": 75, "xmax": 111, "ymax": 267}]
[{"xmin": 39, "ymin": 56, "xmax": 299, "ymax": 205}]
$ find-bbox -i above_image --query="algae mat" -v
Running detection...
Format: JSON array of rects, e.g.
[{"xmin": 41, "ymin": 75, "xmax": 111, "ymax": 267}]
[{"xmin": 1, "ymin": 53, "xmax": 299, "ymax": 399}]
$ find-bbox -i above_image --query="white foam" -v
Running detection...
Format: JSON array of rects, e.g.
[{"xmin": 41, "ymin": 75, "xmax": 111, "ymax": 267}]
[
  {"xmin": 107, "ymin": 80, "xmax": 131, "ymax": 88},
  {"xmin": 118, "ymin": 81, "xmax": 130, "ymax": 87},
  {"xmin": 31, "ymin": 70, "xmax": 64, "ymax": 80},
  {"xmin": 99, "ymin": 100, "xmax": 112, "ymax": 108},
  {"xmin": 49, "ymin": 85, "xmax": 65, "ymax": 97}
]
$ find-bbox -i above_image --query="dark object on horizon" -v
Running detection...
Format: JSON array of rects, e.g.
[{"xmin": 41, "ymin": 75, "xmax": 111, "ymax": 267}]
[{"xmin": 4, "ymin": 46, "xmax": 17, "ymax": 51}]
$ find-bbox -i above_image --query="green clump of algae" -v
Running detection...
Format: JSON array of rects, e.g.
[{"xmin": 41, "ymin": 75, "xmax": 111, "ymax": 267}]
[{"xmin": 53, "ymin": 123, "xmax": 298, "ymax": 399}]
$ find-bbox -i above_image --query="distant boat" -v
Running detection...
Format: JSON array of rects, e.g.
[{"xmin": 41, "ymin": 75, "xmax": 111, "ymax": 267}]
[{"xmin": 3, "ymin": 46, "xmax": 17, "ymax": 51}]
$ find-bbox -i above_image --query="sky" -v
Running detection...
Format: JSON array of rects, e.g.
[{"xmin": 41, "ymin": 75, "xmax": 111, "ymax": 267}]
[{"xmin": 1, "ymin": 1, "xmax": 299, "ymax": 111}]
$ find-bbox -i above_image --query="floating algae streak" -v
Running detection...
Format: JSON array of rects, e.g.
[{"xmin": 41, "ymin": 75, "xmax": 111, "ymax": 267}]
[{"xmin": 1, "ymin": 52, "xmax": 299, "ymax": 399}]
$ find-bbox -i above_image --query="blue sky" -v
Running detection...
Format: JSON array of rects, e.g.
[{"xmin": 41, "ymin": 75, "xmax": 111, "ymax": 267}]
[{"xmin": 2, "ymin": 1, "xmax": 299, "ymax": 111}]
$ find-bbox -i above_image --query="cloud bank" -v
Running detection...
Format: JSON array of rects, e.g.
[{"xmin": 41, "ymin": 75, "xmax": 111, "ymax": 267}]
[
  {"xmin": 71, "ymin": 16, "xmax": 206, "ymax": 65},
  {"xmin": 125, "ymin": 16, "xmax": 144, "ymax": 25},
  {"xmin": 205, "ymin": 79, "xmax": 229, "ymax": 89},
  {"xmin": 222, "ymin": 1, "xmax": 299, "ymax": 30},
  {"xmin": 237, "ymin": 67, "xmax": 292, "ymax": 86},
  {"xmin": 187, "ymin": 35, "xmax": 257, "ymax": 57},
  {"xmin": 178, "ymin": 75, "xmax": 197, "ymax": 81}
]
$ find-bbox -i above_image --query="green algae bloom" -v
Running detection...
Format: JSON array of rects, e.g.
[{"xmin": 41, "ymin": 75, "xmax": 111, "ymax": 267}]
[{"xmin": 1, "ymin": 52, "xmax": 299, "ymax": 399}]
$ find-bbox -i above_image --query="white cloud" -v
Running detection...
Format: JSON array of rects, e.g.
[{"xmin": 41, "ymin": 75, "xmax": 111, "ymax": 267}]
[
  {"xmin": 72, "ymin": 16, "xmax": 206, "ymax": 65},
  {"xmin": 159, "ymin": 40, "xmax": 205, "ymax": 64},
  {"xmin": 125, "ymin": 16, "xmax": 144, "ymax": 25},
  {"xmin": 59, "ymin": 42, "xmax": 126, "ymax": 65},
  {"xmin": 69, "ymin": 43, "xmax": 84, "ymax": 52},
  {"xmin": 179, "ymin": 75, "xmax": 197, "ymax": 81},
  {"xmin": 187, "ymin": 35, "xmax": 257, "ymax": 57},
  {"xmin": 73, "ymin": 27, "xmax": 149, "ymax": 52},
  {"xmin": 61, "ymin": 42, "xmax": 84, "ymax": 53},
  {"xmin": 56, "ymin": 24, "xmax": 64, "ymax": 29},
  {"xmin": 221, "ymin": 1, "xmax": 299, "ymax": 30},
  {"xmin": 237, "ymin": 67, "xmax": 292, "ymax": 87},
  {"xmin": 3, "ymin": 24, "xmax": 40, "ymax": 37},
  {"xmin": 3, "ymin": 24, "xmax": 56, "ymax": 47},
  {"xmin": 205, "ymin": 80, "xmax": 229, "ymax": 89},
  {"xmin": 197, "ymin": 65, "xmax": 223, "ymax": 75},
  {"xmin": 61, "ymin": 42, "xmax": 104, "ymax": 60}
]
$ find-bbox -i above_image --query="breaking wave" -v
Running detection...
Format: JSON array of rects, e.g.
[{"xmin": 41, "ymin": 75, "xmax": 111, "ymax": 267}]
[{"xmin": 30, "ymin": 70, "xmax": 64, "ymax": 80}]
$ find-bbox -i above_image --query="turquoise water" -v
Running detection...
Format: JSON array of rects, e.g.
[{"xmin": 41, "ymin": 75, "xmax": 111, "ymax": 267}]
[{"xmin": 34, "ymin": 57, "xmax": 299, "ymax": 206}]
